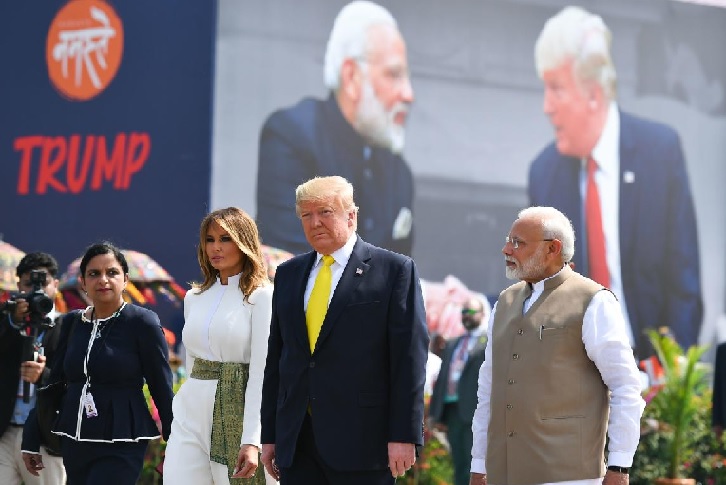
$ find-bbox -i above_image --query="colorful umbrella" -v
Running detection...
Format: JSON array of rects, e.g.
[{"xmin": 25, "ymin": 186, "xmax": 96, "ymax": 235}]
[
  {"xmin": 261, "ymin": 245, "xmax": 294, "ymax": 281},
  {"xmin": 58, "ymin": 245, "xmax": 294, "ymax": 309},
  {"xmin": 59, "ymin": 249, "xmax": 186, "ymax": 308},
  {"xmin": 0, "ymin": 241, "xmax": 25, "ymax": 292}
]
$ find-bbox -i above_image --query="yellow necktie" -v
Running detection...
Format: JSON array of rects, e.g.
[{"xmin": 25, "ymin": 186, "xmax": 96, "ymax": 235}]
[{"xmin": 306, "ymin": 255, "xmax": 335, "ymax": 352}]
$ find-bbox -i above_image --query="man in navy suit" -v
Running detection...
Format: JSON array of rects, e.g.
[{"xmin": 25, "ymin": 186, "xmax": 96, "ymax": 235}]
[
  {"xmin": 256, "ymin": 1, "xmax": 415, "ymax": 257},
  {"xmin": 428, "ymin": 296, "xmax": 488, "ymax": 485},
  {"xmin": 260, "ymin": 175, "xmax": 429, "ymax": 485},
  {"xmin": 528, "ymin": 6, "xmax": 702, "ymax": 357}
]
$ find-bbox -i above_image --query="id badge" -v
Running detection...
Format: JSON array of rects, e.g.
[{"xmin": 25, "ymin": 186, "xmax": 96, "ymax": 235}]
[{"xmin": 83, "ymin": 392, "xmax": 99, "ymax": 418}]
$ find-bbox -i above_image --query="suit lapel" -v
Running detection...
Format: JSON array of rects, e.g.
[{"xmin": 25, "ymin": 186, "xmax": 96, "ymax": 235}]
[
  {"xmin": 618, "ymin": 111, "xmax": 637, "ymax": 269},
  {"xmin": 313, "ymin": 238, "xmax": 371, "ymax": 353},
  {"xmin": 471, "ymin": 332, "xmax": 488, "ymax": 354}
]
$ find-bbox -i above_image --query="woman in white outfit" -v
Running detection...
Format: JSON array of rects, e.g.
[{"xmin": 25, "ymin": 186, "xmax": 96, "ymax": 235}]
[{"xmin": 164, "ymin": 207, "xmax": 273, "ymax": 484}]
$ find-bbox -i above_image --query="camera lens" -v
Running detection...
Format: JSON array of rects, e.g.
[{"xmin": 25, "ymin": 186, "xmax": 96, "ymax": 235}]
[{"xmin": 28, "ymin": 292, "xmax": 54, "ymax": 315}]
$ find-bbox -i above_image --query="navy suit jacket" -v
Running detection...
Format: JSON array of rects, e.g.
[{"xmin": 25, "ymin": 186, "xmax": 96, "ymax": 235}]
[
  {"xmin": 261, "ymin": 237, "xmax": 429, "ymax": 471},
  {"xmin": 40, "ymin": 306, "xmax": 174, "ymax": 445},
  {"xmin": 712, "ymin": 342, "xmax": 726, "ymax": 430},
  {"xmin": 256, "ymin": 95, "xmax": 414, "ymax": 256},
  {"xmin": 528, "ymin": 111, "xmax": 702, "ymax": 356},
  {"xmin": 428, "ymin": 332, "xmax": 487, "ymax": 425}
]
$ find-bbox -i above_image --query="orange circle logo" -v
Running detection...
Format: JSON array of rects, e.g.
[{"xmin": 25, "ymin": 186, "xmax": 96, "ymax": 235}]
[{"xmin": 46, "ymin": 0, "xmax": 124, "ymax": 101}]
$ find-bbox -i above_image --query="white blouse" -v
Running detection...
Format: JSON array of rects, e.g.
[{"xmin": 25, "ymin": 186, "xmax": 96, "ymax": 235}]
[{"xmin": 182, "ymin": 273, "xmax": 273, "ymax": 447}]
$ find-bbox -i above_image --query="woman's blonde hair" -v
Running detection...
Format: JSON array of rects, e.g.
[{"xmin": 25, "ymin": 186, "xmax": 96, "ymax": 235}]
[{"xmin": 194, "ymin": 207, "xmax": 267, "ymax": 300}]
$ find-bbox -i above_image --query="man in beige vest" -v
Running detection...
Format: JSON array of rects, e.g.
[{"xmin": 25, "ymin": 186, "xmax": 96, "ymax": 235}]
[{"xmin": 469, "ymin": 207, "xmax": 644, "ymax": 485}]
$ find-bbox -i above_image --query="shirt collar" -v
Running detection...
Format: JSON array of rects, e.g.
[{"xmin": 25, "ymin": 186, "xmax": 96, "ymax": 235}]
[
  {"xmin": 467, "ymin": 323, "xmax": 487, "ymax": 338},
  {"xmin": 216, "ymin": 272, "xmax": 242, "ymax": 285},
  {"xmin": 588, "ymin": 101, "xmax": 620, "ymax": 175},
  {"xmin": 323, "ymin": 94, "xmax": 368, "ymax": 156},
  {"xmin": 314, "ymin": 232, "xmax": 357, "ymax": 269},
  {"xmin": 531, "ymin": 265, "xmax": 568, "ymax": 294}
]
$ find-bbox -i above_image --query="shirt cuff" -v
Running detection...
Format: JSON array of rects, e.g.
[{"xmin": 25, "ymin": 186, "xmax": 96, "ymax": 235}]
[
  {"xmin": 470, "ymin": 458, "xmax": 486, "ymax": 474},
  {"xmin": 607, "ymin": 451, "xmax": 634, "ymax": 467}
]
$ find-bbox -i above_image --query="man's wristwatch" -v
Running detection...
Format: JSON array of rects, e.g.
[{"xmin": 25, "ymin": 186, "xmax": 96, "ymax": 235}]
[{"xmin": 607, "ymin": 465, "xmax": 630, "ymax": 474}]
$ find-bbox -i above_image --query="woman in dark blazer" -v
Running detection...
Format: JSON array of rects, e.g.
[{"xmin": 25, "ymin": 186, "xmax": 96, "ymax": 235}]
[{"xmin": 21, "ymin": 242, "xmax": 174, "ymax": 484}]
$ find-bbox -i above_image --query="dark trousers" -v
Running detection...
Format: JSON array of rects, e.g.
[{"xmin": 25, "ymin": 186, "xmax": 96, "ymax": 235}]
[
  {"xmin": 280, "ymin": 413, "xmax": 393, "ymax": 485},
  {"xmin": 61, "ymin": 437, "xmax": 148, "ymax": 485},
  {"xmin": 443, "ymin": 402, "xmax": 473, "ymax": 485}
]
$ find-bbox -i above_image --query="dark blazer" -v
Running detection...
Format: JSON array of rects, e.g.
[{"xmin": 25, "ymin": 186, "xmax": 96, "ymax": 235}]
[
  {"xmin": 428, "ymin": 332, "xmax": 487, "ymax": 424},
  {"xmin": 528, "ymin": 111, "xmax": 702, "ymax": 356},
  {"xmin": 0, "ymin": 312, "xmax": 63, "ymax": 439},
  {"xmin": 33, "ymin": 305, "xmax": 174, "ymax": 447},
  {"xmin": 256, "ymin": 95, "xmax": 414, "ymax": 256},
  {"xmin": 713, "ymin": 342, "xmax": 726, "ymax": 430},
  {"xmin": 261, "ymin": 237, "xmax": 429, "ymax": 471}
]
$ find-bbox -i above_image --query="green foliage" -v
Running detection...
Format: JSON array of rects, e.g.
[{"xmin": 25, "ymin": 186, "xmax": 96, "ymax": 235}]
[
  {"xmin": 631, "ymin": 330, "xmax": 723, "ymax": 483},
  {"xmin": 632, "ymin": 386, "xmax": 726, "ymax": 484},
  {"xmin": 646, "ymin": 330, "xmax": 710, "ymax": 478},
  {"xmin": 396, "ymin": 433, "xmax": 454, "ymax": 485}
]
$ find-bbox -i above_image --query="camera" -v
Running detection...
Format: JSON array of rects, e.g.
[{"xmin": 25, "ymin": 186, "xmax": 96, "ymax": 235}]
[
  {"xmin": 1, "ymin": 269, "xmax": 54, "ymax": 326},
  {"xmin": 2, "ymin": 269, "xmax": 56, "ymax": 403}
]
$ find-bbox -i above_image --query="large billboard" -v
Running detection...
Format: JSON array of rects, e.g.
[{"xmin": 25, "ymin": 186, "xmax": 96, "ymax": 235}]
[
  {"xmin": 0, "ymin": 0, "xmax": 217, "ymax": 288},
  {"xmin": 211, "ymin": 0, "xmax": 726, "ymax": 355}
]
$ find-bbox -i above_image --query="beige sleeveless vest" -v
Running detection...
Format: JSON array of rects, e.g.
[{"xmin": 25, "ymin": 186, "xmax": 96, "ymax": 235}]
[{"xmin": 486, "ymin": 266, "xmax": 608, "ymax": 485}]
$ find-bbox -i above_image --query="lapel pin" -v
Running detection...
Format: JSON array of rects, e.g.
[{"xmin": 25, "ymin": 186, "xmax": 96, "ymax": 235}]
[
  {"xmin": 355, "ymin": 268, "xmax": 363, "ymax": 275},
  {"xmin": 623, "ymin": 171, "xmax": 635, "ymax": 184}
]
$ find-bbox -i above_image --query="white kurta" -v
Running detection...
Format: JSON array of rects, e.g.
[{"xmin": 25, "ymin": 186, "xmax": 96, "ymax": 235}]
[{"xmin": 164, "ymin": 274, "xmax": 273, "ymax": 484}]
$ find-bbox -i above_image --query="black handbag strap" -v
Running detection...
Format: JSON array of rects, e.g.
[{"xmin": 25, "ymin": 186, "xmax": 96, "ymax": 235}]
[{"xmin": 44, "ymin": 310, "xmax": 81, "ymax": 387}]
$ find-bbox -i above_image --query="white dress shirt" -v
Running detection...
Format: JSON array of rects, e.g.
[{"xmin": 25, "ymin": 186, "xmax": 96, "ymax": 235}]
[
  {"xmin": 425, "ymin": 351, "xmax": 442, "ymax": 397},
  {"xmin": 304, "ymin": 233, "xmax": 357, "ymax": 310},
  {"xmin": 470, "ymin": 268, "xmax": 645, "ymax": 485},
  {"xmin": 580, "ymin": 102, "xmax": 634, "ymax": 346}
]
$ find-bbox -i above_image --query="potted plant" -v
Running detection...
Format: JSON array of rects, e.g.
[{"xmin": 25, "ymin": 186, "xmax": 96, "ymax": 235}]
[{"xmin": 641, "ymin": 329, "xmax": 710, "ymax": 485}]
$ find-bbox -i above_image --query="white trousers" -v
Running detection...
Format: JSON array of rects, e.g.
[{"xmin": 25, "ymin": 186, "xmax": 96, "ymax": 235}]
[
  {"xmin": 0, "ymin": 426, "xmax": 66, "ymax": 485},
  {"xmin": 163, "ymin": 378, "xmax": 276, "ymax": 484}
]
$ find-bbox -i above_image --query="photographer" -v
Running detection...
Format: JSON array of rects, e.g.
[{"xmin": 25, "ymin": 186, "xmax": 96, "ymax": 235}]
[{"xmin": 0, "ymin": 253, "xmax": 66, "ymax": 484}]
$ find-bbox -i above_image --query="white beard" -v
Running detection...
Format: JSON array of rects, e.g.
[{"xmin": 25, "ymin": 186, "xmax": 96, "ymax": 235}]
[
  {"xmin": 505, "ymin": 248, "xmax": 547, "ymax": 281},
  {"xmin": 355, "ymin": 77, "xmax": 407, "ymax": 154}
]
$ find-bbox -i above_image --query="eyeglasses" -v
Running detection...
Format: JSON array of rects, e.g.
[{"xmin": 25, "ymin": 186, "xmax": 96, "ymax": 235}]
[
  {"xmin": 461, "ymin": 308, "xmax": 481, "ymax": 316},
  {"xmin": 504, "ymin": 236, "xmax": 554, "ymax": 250}
]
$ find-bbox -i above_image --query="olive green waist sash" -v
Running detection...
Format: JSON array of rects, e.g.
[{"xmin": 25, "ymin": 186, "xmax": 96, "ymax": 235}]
[
  {"xmin": 190, "ymin": 357, "xmax": 233, "ymax": 380},
  {"xmin": 190, "ymin": 358, "xmax": 264, "ymax": 484}
]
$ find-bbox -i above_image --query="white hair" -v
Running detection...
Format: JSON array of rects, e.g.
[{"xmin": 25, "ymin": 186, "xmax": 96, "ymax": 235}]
[
  {"xmin": 323, "ymin": 1, "xmax": 398, "ymax": 91},
  {"xmin": 534, "ymin": 6, "xmax": 617, "ymax": 100},
  {"xmin": 517, "ymin": 206, "xmax": 576, "ymax": 264}
]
